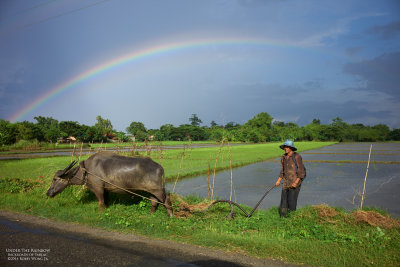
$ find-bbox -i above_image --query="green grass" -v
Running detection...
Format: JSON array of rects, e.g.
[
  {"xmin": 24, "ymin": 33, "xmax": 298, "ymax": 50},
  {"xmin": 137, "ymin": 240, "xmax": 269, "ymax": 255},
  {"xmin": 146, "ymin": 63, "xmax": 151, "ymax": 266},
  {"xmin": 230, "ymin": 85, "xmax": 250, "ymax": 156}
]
[
  {"xmin": 87, "ymin": 140, "xmax": 217, "ymax": 149},
  {"xmin": 2, "ymin": 141, "xmax": 399, "ymax": 266},
  {"xmin": 0, "ymin": 142, "xmax": 88, "ymax": 153},
  {"xmin": 0, "ymin": 141, "xmax": 334, "ymax": 181}
]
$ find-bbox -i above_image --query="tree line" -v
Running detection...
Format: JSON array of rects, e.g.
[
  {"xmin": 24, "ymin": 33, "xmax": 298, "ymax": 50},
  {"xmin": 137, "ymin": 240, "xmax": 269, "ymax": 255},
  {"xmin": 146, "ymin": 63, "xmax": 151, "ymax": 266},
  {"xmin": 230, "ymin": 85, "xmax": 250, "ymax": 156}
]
[{"xmin": 1, "ymin": 112, "xmax": 399, "ymax": 146}]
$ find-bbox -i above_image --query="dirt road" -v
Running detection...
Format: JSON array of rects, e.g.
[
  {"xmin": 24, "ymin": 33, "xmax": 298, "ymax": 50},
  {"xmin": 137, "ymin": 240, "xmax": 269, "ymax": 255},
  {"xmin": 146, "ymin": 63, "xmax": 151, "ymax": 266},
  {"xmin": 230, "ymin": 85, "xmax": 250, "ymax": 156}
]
[{"xmin": 0, "ymin": 211, "xmax": 297, "ymax": 267}]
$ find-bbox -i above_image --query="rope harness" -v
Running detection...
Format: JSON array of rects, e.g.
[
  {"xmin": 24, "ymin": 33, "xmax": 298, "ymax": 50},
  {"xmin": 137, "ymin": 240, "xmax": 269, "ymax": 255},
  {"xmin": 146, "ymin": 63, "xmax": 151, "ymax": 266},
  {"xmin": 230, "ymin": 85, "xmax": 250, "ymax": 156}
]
[
  {"xmin": 66, "ymin": 166, "xmax": 166, "ymax": 206},
  {"xmin": 62, "ymin": 161, "xmax": 275, "ymax": 219}
]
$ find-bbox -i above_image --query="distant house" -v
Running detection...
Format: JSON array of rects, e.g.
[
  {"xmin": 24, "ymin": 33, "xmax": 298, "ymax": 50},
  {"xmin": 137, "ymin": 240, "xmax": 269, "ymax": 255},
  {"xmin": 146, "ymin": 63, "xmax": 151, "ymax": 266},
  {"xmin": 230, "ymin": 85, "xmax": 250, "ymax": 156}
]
[
  {"xmin": 127, "ymin": 134, "xmax": 135, "ymax": 142},
  {"xmin": 106, "ymin": 133, "xmax": 116, "ymax": 139},
  {"xmin": 58, "ymin": 136, "xmax": 77, "ymax": 144},
  {"xmin": 104, "ymin": 133, "xmax": 120, "ymax": 143},
  {"xmin": 67, "ymin": 136, "xmax": 76, "ymax": 142}
]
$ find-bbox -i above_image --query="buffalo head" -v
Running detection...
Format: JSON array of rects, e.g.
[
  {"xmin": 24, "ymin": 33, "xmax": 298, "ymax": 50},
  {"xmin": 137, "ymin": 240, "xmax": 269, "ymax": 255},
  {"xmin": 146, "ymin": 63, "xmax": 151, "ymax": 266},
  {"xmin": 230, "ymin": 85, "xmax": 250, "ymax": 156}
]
[{"xmin": 46, "ymin": 160, "xmax": 78, "ymax": 197}]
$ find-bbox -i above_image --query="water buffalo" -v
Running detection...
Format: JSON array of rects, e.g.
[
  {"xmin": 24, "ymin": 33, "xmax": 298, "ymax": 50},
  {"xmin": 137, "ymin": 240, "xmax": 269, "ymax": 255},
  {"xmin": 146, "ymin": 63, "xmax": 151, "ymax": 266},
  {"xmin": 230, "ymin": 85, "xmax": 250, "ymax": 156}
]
[{"xmin": 46, "ymin": 151, "xmax": 173, "ymax": 216}]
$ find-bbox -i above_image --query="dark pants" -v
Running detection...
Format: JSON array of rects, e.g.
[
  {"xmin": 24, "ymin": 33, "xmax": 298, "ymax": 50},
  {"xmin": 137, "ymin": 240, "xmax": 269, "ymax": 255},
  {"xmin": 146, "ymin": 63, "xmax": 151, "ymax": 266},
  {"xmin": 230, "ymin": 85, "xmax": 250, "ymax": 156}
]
[{"xmin": 279, "ymin": 185, "xmax": 301, "ymax": 217}]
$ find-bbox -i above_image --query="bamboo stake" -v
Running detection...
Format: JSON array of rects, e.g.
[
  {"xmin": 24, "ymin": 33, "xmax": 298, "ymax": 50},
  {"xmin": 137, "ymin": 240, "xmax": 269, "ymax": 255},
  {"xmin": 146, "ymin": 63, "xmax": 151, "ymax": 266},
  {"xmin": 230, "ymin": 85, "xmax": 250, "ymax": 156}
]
[
  {"xmin": 211, "ymin": 138, "xmax": 224, "ymax": 201},
  {"xmin": 78, "ymin": 142, "xmax": 83, "ymax": 162},
  {"xmin": 133, "ymin": 141, "xmax": 137, "ymax": 156},
  {"xmin": 71, "ymin": 143, "xmax": 76, "ymax": 162},
  {"xmin": 207, "ymin": 155, "xmax": 211, "ymax": 198},
  {"xmin": 159, "ymin": 142, "xmax": 163, "ymax": 164},
  {"xmin": 172, "ymin": 147, "xmax": 186, "ymax": 193},
  {"xmin": 130, "ymin": 140, "xmax": 134, "ymax": 156},
  {"xmin": 228, "ymin": 141, "xmax": 233, "ymax": 201},
  {"xmin": 360, "ymin": 144, "xmax": 373, "ymax": 209},
  {"xmin": 159, "ymin": 142, "xmax": 165, "ymax": 184},
  {"xmin": 145, "ymin": 139, "xmax": 151, "ymax": 157}
]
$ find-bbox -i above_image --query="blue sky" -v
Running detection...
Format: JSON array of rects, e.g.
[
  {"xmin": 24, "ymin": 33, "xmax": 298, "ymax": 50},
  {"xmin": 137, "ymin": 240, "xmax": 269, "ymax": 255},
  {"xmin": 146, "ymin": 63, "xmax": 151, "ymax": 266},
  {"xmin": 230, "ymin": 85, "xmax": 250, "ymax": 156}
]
[{"xmin": 0, "ymin": 0, "xmax": 399, "ymax": 131}]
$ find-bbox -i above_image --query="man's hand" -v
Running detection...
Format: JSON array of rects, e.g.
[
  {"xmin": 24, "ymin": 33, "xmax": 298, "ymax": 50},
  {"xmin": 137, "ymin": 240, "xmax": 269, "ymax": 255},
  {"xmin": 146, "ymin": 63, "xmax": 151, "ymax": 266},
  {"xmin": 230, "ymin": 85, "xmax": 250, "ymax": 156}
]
[
  {"xmin": 290, "ymin": 178, "xmax": 300, "ymax": 188},
  {"xmin": 275, "ymin": 177, "xmax": 282, "ymax": 187}
]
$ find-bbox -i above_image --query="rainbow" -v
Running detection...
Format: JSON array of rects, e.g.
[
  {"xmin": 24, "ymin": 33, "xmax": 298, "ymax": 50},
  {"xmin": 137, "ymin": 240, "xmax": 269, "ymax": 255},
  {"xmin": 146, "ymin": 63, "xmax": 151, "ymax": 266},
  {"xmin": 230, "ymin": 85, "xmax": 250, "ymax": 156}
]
[{"xmin": 8, "ymin": 37, "xmax": 311, "ymax": 122}]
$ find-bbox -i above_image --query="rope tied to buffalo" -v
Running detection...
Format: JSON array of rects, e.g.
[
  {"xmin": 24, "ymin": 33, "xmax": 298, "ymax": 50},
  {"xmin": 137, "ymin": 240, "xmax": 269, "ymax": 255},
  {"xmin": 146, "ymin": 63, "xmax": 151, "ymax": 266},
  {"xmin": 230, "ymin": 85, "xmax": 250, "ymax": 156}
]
[{"xmin": 79, "ymin": 167, "xmax": 166, "ymax": 206}]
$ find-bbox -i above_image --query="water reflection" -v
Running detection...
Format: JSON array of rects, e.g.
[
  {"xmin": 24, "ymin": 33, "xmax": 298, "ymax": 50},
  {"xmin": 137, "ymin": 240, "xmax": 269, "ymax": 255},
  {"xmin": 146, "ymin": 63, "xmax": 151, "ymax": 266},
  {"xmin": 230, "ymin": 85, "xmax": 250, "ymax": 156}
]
[{"xmin": 167, "ymin": 143, "xmax": 400, "ymax": 217}]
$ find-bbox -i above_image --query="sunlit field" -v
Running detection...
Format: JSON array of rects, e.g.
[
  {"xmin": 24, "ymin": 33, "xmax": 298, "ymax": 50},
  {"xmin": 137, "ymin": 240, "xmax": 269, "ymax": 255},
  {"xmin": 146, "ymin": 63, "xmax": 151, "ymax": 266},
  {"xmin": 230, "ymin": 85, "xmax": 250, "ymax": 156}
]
[{"xmin": 1, "ymin": 141, "xmax": 399, "ymax": 266}]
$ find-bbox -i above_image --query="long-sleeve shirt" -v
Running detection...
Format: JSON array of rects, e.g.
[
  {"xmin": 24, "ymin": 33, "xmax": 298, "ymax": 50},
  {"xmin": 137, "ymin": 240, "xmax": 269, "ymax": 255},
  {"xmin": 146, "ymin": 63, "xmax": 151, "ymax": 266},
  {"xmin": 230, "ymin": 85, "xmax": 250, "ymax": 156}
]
[{"xmin": 280, "ymin": 152, "xmax": 306, "ymax": 189}]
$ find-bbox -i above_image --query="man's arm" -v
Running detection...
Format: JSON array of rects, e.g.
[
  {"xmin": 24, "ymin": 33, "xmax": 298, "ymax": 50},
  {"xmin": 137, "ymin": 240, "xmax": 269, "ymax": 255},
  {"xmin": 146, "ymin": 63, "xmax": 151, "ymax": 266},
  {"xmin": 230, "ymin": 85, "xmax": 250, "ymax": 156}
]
[
  {"xmin": 275, "ymin": 177, "xmax": 282, "ymax": 187},
  {"xmin": 290, "ymin": 154, "xmax": 305, "ymax": 188}
]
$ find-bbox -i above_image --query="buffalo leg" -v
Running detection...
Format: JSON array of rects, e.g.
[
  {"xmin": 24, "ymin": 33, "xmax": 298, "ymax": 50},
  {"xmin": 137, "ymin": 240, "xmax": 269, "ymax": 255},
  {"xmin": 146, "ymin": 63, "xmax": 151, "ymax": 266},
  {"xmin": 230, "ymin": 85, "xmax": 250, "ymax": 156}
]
[
  {"xmin": 149, "ymin": 196, "xmax": 159, "ymax": 213},
  {"xmin": 163, "ymin": 193, "xmax": 173, "ymax": 217},
  {"xmin": 152, "ymin": 189, "xmax": 173, "ymax": 217},
  {"xmin": 92, "ymin": 188, "xmax": 106, "ymax": 211}
]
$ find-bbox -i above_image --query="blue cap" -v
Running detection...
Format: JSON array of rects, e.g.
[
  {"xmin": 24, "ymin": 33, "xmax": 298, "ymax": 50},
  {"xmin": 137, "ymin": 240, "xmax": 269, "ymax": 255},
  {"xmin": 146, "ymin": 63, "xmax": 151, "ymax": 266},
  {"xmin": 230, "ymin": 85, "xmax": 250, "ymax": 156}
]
[{"xmin": 280, "ymin": 139, "xmax": 297, "ymax": 151}]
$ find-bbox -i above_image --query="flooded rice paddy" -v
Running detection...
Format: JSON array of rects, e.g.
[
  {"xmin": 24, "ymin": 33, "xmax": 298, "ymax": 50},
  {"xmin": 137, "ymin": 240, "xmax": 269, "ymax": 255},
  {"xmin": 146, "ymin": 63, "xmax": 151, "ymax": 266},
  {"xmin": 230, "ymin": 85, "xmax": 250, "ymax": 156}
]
[
  {"xmin": 0, "ymin": 143, "xmax": 246, "ymax": 160},
  {"xmin": 167, "ymin": 143, "xmax": 400, "ymax": 217}
]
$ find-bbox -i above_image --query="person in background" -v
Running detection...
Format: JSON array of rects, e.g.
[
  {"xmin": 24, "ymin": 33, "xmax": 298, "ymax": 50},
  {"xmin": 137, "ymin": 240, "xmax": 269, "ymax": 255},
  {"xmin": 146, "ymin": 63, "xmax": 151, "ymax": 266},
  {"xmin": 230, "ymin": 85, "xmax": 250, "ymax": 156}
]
[{"xmin": 275, "ymin": 140, "xmax": 306, "ymax": 217}]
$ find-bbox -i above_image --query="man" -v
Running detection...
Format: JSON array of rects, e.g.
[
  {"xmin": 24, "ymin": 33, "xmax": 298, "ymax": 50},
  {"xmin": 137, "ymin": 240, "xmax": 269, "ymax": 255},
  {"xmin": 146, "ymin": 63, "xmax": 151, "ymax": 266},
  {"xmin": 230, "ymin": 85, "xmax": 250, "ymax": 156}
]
[{"xmin": 275, "ymin": 139, "xmax": 306, "ymax": 217}]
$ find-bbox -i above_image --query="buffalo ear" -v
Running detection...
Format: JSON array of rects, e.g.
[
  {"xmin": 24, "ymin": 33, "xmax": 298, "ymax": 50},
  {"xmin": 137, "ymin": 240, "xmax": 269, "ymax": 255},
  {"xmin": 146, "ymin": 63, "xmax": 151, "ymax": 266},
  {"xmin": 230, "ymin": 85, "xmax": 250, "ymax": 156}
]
[
  {"xmin": 55, "ymin": 170, "xmax": 64, "ymax": 177},
  {"xmin": 55, "ymin": 170, "xmax": 69, "ymax": 179},
  {"xmin": 79, "ymin": 161, "xmax": 86, "ymax": 169}
]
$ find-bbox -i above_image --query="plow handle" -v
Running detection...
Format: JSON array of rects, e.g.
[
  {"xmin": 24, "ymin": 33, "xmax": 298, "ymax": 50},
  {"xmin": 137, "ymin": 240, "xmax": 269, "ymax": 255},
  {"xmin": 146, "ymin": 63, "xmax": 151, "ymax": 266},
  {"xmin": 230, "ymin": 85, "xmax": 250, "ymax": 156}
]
[{"xmin": 247, "ymin": 184, "xmax": 276, "ymax": 218}]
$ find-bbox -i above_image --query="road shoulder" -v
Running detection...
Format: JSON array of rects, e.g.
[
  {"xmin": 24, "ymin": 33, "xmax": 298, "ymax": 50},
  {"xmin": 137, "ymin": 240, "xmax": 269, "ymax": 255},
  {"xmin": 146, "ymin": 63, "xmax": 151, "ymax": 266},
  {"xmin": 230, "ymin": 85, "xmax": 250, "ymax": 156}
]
[{"xmin": 0, "ymin": 210, "xmax": 299, "ymax": 266}]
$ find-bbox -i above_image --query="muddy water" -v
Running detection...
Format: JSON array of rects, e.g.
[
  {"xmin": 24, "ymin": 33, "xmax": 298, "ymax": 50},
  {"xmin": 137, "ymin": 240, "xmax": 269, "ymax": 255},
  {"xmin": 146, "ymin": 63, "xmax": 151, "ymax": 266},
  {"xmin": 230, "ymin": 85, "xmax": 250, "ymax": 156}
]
[
  {"xmin": 0, "ymin": 143, "xmax": 244, "ymax": 160},
  {"xmin": 167, "ymin": 143, "xmax": 400, "ymax": 217}
]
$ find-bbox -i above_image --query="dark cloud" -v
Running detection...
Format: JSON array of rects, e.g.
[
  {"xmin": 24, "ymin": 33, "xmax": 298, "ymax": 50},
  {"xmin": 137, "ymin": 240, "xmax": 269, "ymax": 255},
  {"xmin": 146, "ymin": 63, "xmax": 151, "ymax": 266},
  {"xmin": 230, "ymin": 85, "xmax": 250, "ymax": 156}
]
[
  {"xmin": 208, "ymin": 79, "xmax": 400, "ymax": 128},
  {"xmin": 286, "ymin": 100, "xmax": 393, "ymax": 126},
  {"xmin": 345, "ymin": 46, "xmax": 363, "ymax": 56},
  {"xmin": 237, "ymin": 0, "xmax": 285, "ymax": 7},
  {"xmin": 343, "ymin": 52, "xmax": 400, "ymax": 99},
  {"xmin": 0, "ymin": 67, "xmax": 45, "ymax": 120},
  {"xmin": 367, "ymin": 21, "xmax": 400, "ymax": 40}
]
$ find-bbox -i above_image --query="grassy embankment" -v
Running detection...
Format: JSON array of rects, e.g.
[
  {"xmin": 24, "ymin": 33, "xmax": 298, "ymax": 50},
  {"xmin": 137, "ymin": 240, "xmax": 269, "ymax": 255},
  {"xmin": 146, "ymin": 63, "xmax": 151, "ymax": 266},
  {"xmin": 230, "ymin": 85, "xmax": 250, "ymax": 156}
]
[
  {"xmin": 1, "ymin": 141, "xmax": 399, "ymax": 266},
  {"xmin": 0, "ymin": 140, "xmax": 214, "ymax": 153}
]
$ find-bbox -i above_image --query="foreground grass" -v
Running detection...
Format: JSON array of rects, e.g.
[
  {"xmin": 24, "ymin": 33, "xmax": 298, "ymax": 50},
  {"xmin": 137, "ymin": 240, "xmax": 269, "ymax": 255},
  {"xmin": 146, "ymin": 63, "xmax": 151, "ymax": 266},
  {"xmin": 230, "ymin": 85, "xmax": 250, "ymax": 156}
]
[
  {"xmin": 0, "ymin": 189, "xmax": 398, "ymax": 266},
  {"xmin": 3, "ymin": 142, "xmax": 399, "ymax": 266}
]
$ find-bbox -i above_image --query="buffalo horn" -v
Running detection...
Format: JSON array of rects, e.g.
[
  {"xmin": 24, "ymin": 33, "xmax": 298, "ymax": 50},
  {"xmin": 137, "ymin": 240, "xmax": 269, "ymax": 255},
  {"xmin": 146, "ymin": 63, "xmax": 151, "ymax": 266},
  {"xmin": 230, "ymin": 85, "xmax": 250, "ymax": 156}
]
[{"xmin": 63, "ymin": 160, "xmax": 78, "ymax": 174}]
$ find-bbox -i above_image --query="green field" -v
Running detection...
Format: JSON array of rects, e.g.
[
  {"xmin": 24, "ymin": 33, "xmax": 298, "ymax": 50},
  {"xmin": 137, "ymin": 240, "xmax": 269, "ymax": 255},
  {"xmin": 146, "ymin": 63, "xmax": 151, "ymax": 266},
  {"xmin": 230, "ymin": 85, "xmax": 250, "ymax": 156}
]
[
  {"xmin": 1, "ymin": 141, "xmax": 399, "ymax": 266},
  {"xmin": 0, "ymin": 141, "xmax": 334, "ymax": 182}
]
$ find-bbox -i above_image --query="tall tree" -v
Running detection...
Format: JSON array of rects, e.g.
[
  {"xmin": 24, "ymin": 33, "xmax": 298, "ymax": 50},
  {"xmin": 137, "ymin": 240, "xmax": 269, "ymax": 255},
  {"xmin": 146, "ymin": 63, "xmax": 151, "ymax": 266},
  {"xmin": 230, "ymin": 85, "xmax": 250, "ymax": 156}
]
[
  {"xmin": 245, "ymin": 112, "xmax": 273, "ymax": 129},
  {"xmin": 16, "ymin": 121, "xmax": 41, "ymax": 141},
  {"xmin": 241, "ymin": 112, "xmax": 274, "ymax": 142},
  {"xmin": 59, "ymin": 121, "xmax": 82, "ymax": 138},
  {"xmin": 94, "ymin": 116, "xmax": 113, "ymax": 135},
  {"xmin": 389, "ymin": 129, "xmax": 400, "ymax": 140},
  {"xmin": 0, "ymin": 119, "xmax": 17, "ymax": 145},
  {"xmin": 34, "ymin": 116, "xmax": 60, "ymax": 142},
  {"xmin": 312, "ymin": 118, "xmax": 321, "ymax": 125},
  {"xmin": 225, "ymin": 121, "xmax": 240, "ymax": 130},
  {"xmin": 126, "ymin": 121, "xmax": 147, "ymax": 141},
  {"xmin": 210, "ymin": 120, "xmax": 218, "ymax": 128},
  {"xmin": 372, "ymin": 124, "xmax": 390, "ymax": 141},
  {"xmin": 159, "ymin": 124, "xmax": 175, "ymax": 140},
  {"xmin": 329, "ymin": 117, "xmax": 347, "ymax": 141},
  {"xmin": 189, "ymin": 114, "xmax": 202, "ymax": 126}
]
